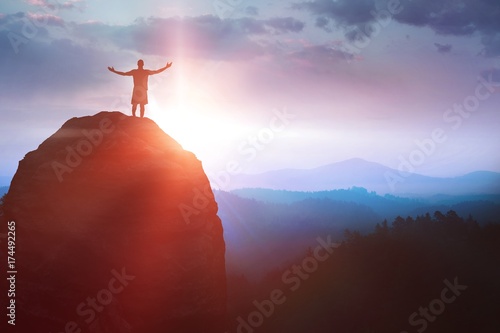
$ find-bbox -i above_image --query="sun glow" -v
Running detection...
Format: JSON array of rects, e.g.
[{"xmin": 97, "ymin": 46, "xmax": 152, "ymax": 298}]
[
  {"xmin": 147, "ymin": 84, "xmax": 243, "ymax": 160},
  {"xmin": 150, "ymin": 102, "xmax": 221, "ymax": 150}
]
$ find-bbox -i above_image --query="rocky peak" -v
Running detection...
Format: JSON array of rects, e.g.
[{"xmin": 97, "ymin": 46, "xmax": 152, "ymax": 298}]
[{"xmin": 2, "ymin": 111, "xmax": 226, "ymax": 333}]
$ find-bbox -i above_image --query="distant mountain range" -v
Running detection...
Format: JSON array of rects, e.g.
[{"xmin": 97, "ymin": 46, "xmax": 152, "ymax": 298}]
[
  {"xmin": 229, "ymin": 187, "xmax": 500, "ymax": 225},
  {"xmin": 221, "ymin": 158, "xmax": 500, "ymax": 195},
  {"xmin": 215, "ymin": 187, "xmax": 500, "ymax": 279}
]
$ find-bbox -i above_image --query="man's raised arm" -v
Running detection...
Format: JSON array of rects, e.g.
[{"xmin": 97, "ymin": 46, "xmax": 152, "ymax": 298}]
[
  {"xmin": 150, "ymin": 62, "xmax": 173, "ymax": 75},
  {"xmin": 108, "ymin": 66, "xmax": 132, "ymax": 76}
]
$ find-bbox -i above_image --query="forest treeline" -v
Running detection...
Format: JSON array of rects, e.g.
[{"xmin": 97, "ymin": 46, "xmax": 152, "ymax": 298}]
[
  {"xmin": 226, "ymin": 210, "xmax": 500, "ymax": 333},
  {"xmin": 216, "ymin": 190, "xmax": 500, "ymax": 280}
]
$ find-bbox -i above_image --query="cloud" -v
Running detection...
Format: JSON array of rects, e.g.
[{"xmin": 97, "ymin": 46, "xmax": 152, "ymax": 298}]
[
  {"xmin": 0, "ymin": 12, "xmax": 52, "ymax": 41},
  {"xmin": 287, "ymin": 43, "xmax": 355, "ymax": 72},
  {"xmin": 480, "ymin": 68, "xmax": 500, "ymax": 87},
  {"xmin": 480, "ymin": 33, "xmax": 500, "ymax": 57},
  {"xmin": 73, "ymin": 15, "xmax": 305, "ymax": 61},
  {"xmin": 315, "ymin": 16, "xmax": 332, "ymax": 32},
  {"xmin": 0, "ymin": 16, "xmax": 112, "ymax": 103},
  {"xmin": 0, "ymin": 10, "xmax": 336, "ymax": 107},
  {"xmin": 293, "ymin": 0, "xmax": 376, "ymax": 26},
  {"xmin": 264, "ymin": 17, "xmax": 305, "ymax": 34},
  {"xmin": 0, "ymin": 11, "xmax": 26, "ymax": 25},
  {"xmin": 0, "ymin": 11, "xmax": 311, "ymax": 106},
  {"xmin": 119, "ymin": 16, "xmax": 264, "ymax": 60},
  {"xmin": 294, "ymin": 0, "xmax": 500, "ymax": 56},
  {"xmin": 434, "ymin": 42, "xmax": 452, "ymax": 53},
  {"xmin": 27, "ymin": 12, "xmax": 65, "ymax": 27},
  {"xmin": 395, "ymin": 0, "xmax": 479, "ymax": 35},
  {"xmin": 25, "ymin": 0, "xmax": 53, "ymax": 7},
  {"xmin": 245, "ymin": 6, "xmax": 259, "ymax": 16},
  {"xmin": 24, "ymin": 0, "xmax": 84, "ymax": 11}
]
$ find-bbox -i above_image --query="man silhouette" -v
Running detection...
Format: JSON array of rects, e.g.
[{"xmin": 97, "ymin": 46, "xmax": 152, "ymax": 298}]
[{"xmin": 108, "ymin": 60, "xmax": 172, "ymax": 118}]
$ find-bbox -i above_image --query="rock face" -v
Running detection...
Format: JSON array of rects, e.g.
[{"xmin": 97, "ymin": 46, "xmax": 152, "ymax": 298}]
[{"xmin": 2, "ymin": 112, "xmax": 226, "ymax": 332}]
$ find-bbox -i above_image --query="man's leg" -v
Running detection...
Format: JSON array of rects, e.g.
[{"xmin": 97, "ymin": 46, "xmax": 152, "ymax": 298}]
[
  {"xmin": 140, "ymin": 104, "xmax": 145, "ymax": 118},
  {"xmin": 132, "ymin": 104, "xmax": 137, "ymax": 117}
]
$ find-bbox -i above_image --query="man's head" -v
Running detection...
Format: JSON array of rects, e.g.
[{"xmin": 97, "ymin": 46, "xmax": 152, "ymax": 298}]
[{"xmin": 137, "ymin": 59, "xmax": 144, "ymax": 68}]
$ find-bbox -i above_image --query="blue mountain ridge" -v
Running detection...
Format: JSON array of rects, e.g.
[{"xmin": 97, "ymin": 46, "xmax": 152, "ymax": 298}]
[{"xmin": 224, "ymin": 158, "xmax": 500, "ymax": 195}]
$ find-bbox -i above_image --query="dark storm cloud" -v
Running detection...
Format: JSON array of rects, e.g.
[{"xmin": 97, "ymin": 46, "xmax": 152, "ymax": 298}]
[
  {"xmin": 395, "ymin": 0, "xmax": 479, "ymax": 35},
  {"xmin": 434, "ymin": 42, "xmax": 452, "ymax": 53},
  {"xmin": 294, "ymin": 0, "xmax": 500, "ymax": 56}
]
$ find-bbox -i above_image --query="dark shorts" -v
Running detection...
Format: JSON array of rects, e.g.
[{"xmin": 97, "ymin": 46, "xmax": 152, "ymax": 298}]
[{"xmin": 131, "ymin": 86, "xmax": 148, "ymax": 105}]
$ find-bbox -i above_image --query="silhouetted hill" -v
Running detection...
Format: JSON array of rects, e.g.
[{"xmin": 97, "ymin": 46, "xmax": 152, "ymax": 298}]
[
  {"xmin": 423, "ymin": 193, "xmax": 500, "ymax": 205},
  {"xmin": 225, "ymin": 158, "xmax": 500, "ymax": 195},
  {"xmin": 231, "ymin": 187, "xmax": 500, "ymax": 225},
  {"xmin": 0, "ymin": 111, "xmax": 226, "ymax": 333},
  {"xmin": 215, "ymin": 190, "xmax": 379, "ymax": 280},
  {"xmin": 408, "ymin": 201, "xmax": 500, "ymax": 225},
  {"xmin": 218, "ymin": 188, "xmax": 499, "ymax": 282}
]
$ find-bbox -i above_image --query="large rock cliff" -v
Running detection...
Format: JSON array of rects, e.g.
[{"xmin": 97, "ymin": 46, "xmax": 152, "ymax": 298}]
[{"xmin": 1, "ymin": 111, "xmax": 226, "ymax": 332}]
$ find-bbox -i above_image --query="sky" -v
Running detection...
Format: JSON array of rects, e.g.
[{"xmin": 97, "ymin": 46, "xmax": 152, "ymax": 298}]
[{"xmin": 1, "ymin": 0, "xmax": 500, "ymax": 187}]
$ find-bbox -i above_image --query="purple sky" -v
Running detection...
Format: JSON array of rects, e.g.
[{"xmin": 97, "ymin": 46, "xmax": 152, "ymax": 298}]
[{"xmin": 1, "ymin": 0, "xmax": 500, "ymax": 186}]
